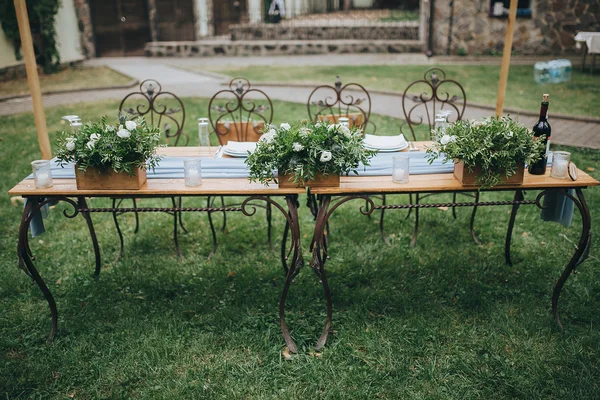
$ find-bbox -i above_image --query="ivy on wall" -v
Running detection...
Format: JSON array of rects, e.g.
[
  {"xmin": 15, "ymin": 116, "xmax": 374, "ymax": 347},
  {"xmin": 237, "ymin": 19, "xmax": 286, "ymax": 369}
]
[{"xmin": 0, "ymin": 0, "xmax": 62, "ymax": 73}]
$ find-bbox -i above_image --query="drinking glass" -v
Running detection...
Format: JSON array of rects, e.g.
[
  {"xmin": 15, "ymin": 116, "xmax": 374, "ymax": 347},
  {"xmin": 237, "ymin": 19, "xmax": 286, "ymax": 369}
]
[
  {"xmin": 184, "ymin": 159, "xmax": 202, "ymax": 186},
  {"xmin": 392, "ymin": 156, "xmax": 409, "ymax": 184},
  {"xmin": 550, "ymin": 151, "xmax": 571, "ymax": 179},
  {"xmin": 31, "ymin": 160, "xmax": 53, "ymax": 188},
  {"xmin": 198, "ymin": 121, "xmax": 210, "ymax": 147}
]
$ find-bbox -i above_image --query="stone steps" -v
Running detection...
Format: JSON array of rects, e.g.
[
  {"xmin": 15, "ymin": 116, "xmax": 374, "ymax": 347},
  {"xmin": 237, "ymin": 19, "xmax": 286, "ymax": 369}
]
[{"xmin": 145, "ymin": 39, "xmax": 426, "ymax": 57}]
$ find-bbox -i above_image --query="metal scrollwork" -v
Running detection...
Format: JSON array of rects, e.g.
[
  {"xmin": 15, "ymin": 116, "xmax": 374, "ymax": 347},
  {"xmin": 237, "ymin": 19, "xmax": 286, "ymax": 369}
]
[
  {"xmin": 401, "ymin": 67, "xmax": 466, "ymax": 140},
  {"xmin": 307, "ymin": 75, "xmax": 373, "ymax": 133},
  {"xmin": 119, "ymin": 79, "xmax": 188, "ymax": 146},
  {"xmin": 208, "ymin": 77, "xmax": 274, "ymax": 144}
]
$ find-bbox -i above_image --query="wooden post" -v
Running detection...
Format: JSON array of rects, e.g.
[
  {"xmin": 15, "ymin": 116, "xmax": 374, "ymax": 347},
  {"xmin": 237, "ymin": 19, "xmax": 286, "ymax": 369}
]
[
  {"xmin": 13, "ymin": 0, "xmax": 51, "ymax": 159},
  {"xmin": 495, "ymin": 0, "xmax": 518, "ymax": 117}
]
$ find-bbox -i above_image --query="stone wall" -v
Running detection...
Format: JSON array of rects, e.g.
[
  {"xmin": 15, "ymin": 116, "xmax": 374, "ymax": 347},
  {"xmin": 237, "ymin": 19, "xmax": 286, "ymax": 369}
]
[
  {"xmin": 432, "ymin": 0, "xmax": 600, "ymax": 56},
  {"xmin": 145, "ymin": 39, "xmax": 425, "ymax": 57},
  {"xmin": 230, "ymin": 22, "xmax": 420, "ymax": 41},
  {"xmin": 73, "ymin": 0, "xmax": 95, "ymax": 58}
]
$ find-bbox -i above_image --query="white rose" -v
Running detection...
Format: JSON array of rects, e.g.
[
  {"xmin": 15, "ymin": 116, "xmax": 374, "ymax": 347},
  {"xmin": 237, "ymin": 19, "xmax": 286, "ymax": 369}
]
[
  {"xmin": 66, "ymin": 140, "xmax": 76, "ymax": 151},
  {"xmin": 125, "ymin": 120, "xmax": 137, "ymax": 131},
  {"xmin": 86, "ymin": 140, "xmax": 96, "ymax": 150},
  {"xmin": 259, "ymin": 131, "xmax": 275, "ymax": 144},
  {"xmin": 280, "ymin": 123, "xmax": 291, "ymax": 130},
  {"xmin": 449, "ymin": 135, "xmax": 457, "ymax": 142},
  {"xmin": 327, "ymin": 124, "xmax": 337, "ymax": 132},
  {"xmin": 320, "ymin": 151, "xmax": 333, "ymax": 162},
  {"xmin": 299, "ymin": 127, "xmax": 312, "ymax": 137},
  {"xmin": 338, "ymin": 124, "xmax": 351, "ymax": 138},
  {"xmin": 105, "ymin": 125, "xmax": 115, "ymax": 132},
  {"xmin": 440, "ymin": 134, "xmax": 452, "ymax": 145},
  {"xmin": 315, "ymin": 122, "xmax": 323, "ymax": 128},
  {"xmin": 90, "ymin": 133, "xmax": 100, "ymax": 141},
  {"xmin": 292, "ymin": 142, "xmax": 304, "ymax": 152},
  {"xmin": 117, "ymin": 129, "xmax": 131, "ymax": 139}
]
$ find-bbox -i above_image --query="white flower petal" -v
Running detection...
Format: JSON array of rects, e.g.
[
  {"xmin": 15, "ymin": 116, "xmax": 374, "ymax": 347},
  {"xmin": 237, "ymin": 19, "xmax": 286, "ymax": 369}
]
[
  {"xmin": 320, "ymin": 151, "xmax": 333, "ymax": 162},
  {"xmin": 125, "ymin": 121, "xmax": 137, "ymax": 131},
  {"xmin": 280, "ymin": 123, "xmax": 291, "ymax": 130},
  {"xmin": 117, "ymin": 129, "xmax": 131, "ymax": 139}
]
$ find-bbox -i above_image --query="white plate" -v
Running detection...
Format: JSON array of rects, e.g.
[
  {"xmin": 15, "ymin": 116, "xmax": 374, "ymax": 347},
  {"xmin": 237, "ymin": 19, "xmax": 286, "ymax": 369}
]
[
  {"xmin": 365, "ymin": 142, "xmax": 409, "ymax": 152},
  {"xmin": 222, "ymin": 149, "xmax": 251, "ymax": 158}
]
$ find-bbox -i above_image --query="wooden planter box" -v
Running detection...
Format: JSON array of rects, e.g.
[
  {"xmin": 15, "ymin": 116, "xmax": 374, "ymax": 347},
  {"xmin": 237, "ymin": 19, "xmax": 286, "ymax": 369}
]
[
  {"xmin": 278, "ymin": 172, "xmax": 340, "ymax": 188},
  {"xmin": 318, "ymin": 113, "xmax": 364, "ymax": 129},
  {"xmin": 216, "ymin": 121, "xmax": 265, "ymax": 145},
  {"xmin": 453, "ymin": 160, "xmax": 524, "ymax": 186},
  {"xmin": 75, "ymin": 166, "xmax": 147, "ymax": 190}
]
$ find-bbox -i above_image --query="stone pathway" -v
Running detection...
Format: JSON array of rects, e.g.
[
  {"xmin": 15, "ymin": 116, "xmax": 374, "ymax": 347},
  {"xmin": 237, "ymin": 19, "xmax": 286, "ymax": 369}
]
[{"xmin": 1, "ymin": 56, "xmax": 597, "ymax": 149}]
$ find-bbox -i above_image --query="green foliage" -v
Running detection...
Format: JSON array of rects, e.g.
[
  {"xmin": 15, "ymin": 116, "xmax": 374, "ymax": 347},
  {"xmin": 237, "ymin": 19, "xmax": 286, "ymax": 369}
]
[
  {"xmin": 0, "ymin": 0, "xmax": 62, "ymax": 73},
  {"xmin": 426, "ymin": 116, "xmax": 545, "ymax": 188},
  {"xmin": 246, "ymin": 121, "xmax": 376, "ymax": 186},
  {"xmin": 55, "ymin": 114, "xmax": 163, "ymax": 175}
]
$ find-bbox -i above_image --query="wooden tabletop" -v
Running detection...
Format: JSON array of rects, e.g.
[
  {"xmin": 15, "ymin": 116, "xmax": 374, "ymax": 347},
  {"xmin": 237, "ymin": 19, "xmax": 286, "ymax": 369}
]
[
  {"xmin": 310, "ymin": 169, "xmax": 599, "ymax": 195},
  {"xmin": 8, "ymin": 145, "xmax": 599, "ymax": 197}
]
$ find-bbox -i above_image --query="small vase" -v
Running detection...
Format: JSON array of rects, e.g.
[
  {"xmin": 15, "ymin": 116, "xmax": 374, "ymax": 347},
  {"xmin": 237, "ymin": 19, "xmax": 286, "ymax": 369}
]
[
  {"xmin": 453, "ymin": 160, "xmax": 524, "ymax": 186},
  {"xmin": 75, "ymin": 166, "xmax": 147, "ymax": 190},
  {"xmin": 277, "ymin": 172, "xmax": 340, "ymax": 188}
]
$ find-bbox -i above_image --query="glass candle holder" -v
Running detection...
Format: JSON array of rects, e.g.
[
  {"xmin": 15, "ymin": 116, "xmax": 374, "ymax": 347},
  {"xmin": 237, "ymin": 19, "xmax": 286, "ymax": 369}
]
[
  {"xmin": 392, "ymin": 156, "xmax": 410, "ymax": 184},
  {"xmin": 551, "ymin": 151, "xmax": 571, "ymax": 179},
  {"xmin": 338, "ymin": 116, "xmax": 350, "ymax": 127},
  {"xmin": 31, "ymin": 160, "xmax": 53, "ymax": 188},
  {"xmin": 184, "ymin": 159, "xmax": 202, "ymax": 187},
  {"xmin": 198, "ymin": 122, "xmax": 210, "ymax": 147}
]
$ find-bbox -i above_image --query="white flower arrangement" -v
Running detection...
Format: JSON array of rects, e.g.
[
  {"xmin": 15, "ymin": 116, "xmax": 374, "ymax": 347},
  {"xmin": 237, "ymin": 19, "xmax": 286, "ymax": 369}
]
[
  {"xmin": 246, "ymin": 121, "xmax": 375, "ymax": 186},
  {"xmin": 56, "ymin": 114, "xmax": 163, "ymax": 175}
]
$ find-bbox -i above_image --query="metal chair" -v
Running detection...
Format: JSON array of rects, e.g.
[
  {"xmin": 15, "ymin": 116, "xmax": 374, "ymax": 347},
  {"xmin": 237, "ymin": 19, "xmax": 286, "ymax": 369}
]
[
  {"xmin": 112, "ymin": 79, "xmax": 190, "ymax": 260},
  {"xmin": 307, "ymin": 75, "xmax": 374, "ymax": 134},
  {"xmin": 207, "ymin": 77, "xmax": 275, "ymax": 248},
  {"xmin": 382, "ymin": 67, "xmax": 478, "ymax": 247}
]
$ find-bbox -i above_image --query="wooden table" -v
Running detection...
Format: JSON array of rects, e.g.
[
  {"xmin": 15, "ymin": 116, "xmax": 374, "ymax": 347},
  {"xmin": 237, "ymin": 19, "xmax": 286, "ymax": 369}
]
[
  {"xmin": 8, "ymin": 146, "xmax": 599, "ymax": 353},
  {"xmin": 8, "ymin": 147, "xmax": 304, "ymax": 350},
  {"xmin": 297, "ymin": 169, "xmax": 599, "ymax": 351}
]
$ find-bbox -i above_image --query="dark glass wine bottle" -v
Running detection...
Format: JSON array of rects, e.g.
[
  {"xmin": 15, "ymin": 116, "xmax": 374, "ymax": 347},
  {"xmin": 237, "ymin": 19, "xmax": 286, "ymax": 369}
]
[{"xmin": 528, "ymin": 94, "xmax": 551, "ymax": 175}]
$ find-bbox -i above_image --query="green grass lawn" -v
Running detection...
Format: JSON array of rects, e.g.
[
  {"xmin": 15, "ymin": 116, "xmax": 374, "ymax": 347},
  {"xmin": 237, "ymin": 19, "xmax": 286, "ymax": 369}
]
[
  {"xmin": 0, "ymin": 66, "xmax": 133, "ymax": 98},
  {"xmin": 202, "ymin": 65, "xmax": 600, "ymax": 118},
  {"xmin": 1, "ymin": 99, "xmax": 599, "ymax": 398}
]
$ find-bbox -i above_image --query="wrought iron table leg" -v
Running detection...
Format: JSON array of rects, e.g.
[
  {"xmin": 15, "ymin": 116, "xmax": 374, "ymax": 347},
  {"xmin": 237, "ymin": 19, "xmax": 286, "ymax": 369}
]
[
  {"xmin": 206, "ymin": 197, "xmax": 218, "ymax": 259},
  {"xmin": 17, "ymin": 197, "xmax": 79, "ymax": 342},
  {"xmin": 552, "ymin": 188, "xmax": 592, "ymax": 329},
  {"xmin": 310, "ymin": 194, "xmax": 374, "ymax": 351},
  {"xmin": 177, "ymin": 196, "xmax": 188, "ymax": 234},
  {"xmin": 112, "ymin": 198, "xmax": 125, "ymax": 263},
  {"xmin": 470, "ymin": 191, "xmax": 481, "ymax": 245},
  {"xmin": 380, "ymin": 194, "xmax": 391, "ymax": 246},
  {"xmin": 504, "ymin": 190, "xmax": 524, "ymax": 266},
  {"xmin": 266, "ymin": 200, "xmax": 273, "ymax": 249},
  {"xmin": 78, "ymin": 197, "xmax": 101, "ymax": 277},
  {"xmin": 452, "ymin": 192, "xmax": 458, "ymax": 219},
  {"xmin": 410, "ymin": 193, "xmax": 420, "ymax": 247},
  {"xmin": 242, "ymin": 195, "xmax": 302, "ymax": 353},
  {"xmin": 281, "ymin": 220, "xmax": 290, "ymax": 276},
  {"xmin": 132, "ymin": 198, "xmax": 140, "ymax": 234},
  {"xmin": 171, "ymin": 197, "xmax": 183, "ymax": 259},
  {"xmin": 220, "ymin": 196, "xmax": 227, "ymax": 232}
]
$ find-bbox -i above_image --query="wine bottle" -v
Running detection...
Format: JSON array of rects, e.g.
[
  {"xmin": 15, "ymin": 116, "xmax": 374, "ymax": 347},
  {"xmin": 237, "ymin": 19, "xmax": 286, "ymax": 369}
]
[{"xmin": 528, "ymin": 94, "xmax": 551, "ymax": 175}]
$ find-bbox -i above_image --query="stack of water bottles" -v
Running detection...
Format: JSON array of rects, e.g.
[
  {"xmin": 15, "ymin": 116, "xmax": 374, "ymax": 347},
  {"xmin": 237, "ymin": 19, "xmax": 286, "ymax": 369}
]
[{"xmin": 533, "ymin": 59, "xmax": 572, "ymax": 84}]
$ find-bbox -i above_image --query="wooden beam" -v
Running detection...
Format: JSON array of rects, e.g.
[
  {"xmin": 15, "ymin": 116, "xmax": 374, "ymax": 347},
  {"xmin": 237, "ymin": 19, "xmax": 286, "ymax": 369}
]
[
  {"xmin": 13, "ymin": 0, "xmax": 51, "ymax": 159},
  {"xmin": 495, "ymin": 0, "xmax": 518, "ymax": 117}
]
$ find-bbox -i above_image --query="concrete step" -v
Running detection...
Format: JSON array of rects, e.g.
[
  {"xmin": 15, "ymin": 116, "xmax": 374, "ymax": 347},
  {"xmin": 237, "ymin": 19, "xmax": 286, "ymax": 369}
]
[
  {"xmin": 230, "ymin": 22, "xmax": 419, "ymax": 41},
  {"xmin": 145, "ymin": 39, "xmax": 426, "ymax": 57}
]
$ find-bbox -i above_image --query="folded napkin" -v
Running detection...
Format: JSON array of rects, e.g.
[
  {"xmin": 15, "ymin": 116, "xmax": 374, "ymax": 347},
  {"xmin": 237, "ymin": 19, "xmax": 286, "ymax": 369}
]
[
  {"xmin": 364, "ymin": 134, "xmax": 407, "ymax": 149},
  {"xmin": 224, "ymin": 141, "xmax": 257, "ymax": 154}
]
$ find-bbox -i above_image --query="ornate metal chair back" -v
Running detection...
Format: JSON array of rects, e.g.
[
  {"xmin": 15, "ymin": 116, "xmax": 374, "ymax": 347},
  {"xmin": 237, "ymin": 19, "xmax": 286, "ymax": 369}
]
[
  {"xmin": 208, "ymin": 77, "xmax": 274, "ymax": 145},
  {"xmin": 119, "ymin": 79, "xmax": 188, "ymax": 146},
  {"xmin": 401, "ymin": 68, "xmax": 467, "ymax": 140},
  {"xmin": 307, "ymin": 76, "xmax": 373, "ymax": 133}
]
